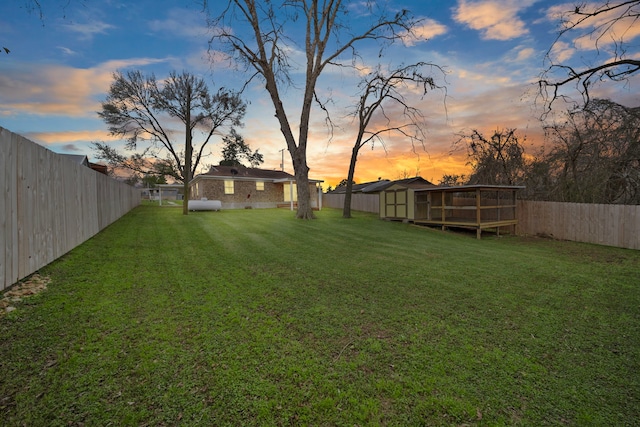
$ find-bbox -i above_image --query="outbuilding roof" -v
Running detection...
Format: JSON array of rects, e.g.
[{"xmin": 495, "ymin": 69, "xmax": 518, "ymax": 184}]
[
  {"xmin": 329, "ymin": 179, "xmax": 391, "ymax": 194},
  {"xmin": 414, "ymin": 184, "xmax": 525, "ymax": 192},
  {"xmin": 377, "ymin": 176, "xmax": 435, "ymax": 191}
]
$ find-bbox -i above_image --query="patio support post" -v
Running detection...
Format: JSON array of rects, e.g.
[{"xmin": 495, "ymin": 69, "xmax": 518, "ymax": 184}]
[
  {"xmin": 476, "ymin": 189, "xmax": 481, "ymax": 239},
  {"xmin": 441, "ymin": 191, "xmax": 445, "ymax": 231},
  {"xmin": 290, "ymin": 180, "xmax": 294, "ymax": 211}
]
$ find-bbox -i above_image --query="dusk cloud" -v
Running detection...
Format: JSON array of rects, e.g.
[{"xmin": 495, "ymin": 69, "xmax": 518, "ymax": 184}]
[
  {"xmin": 0, "ymin": 58, "xmax": 170, "ymax": 118},
  {"xmin": 57, "ymin": 46, "xmax": 77, "ymax": 56},
  {"xmin": 453, "ymin": 0, "xmax": 538, "ymax": 41},
  {"xmin": 402, "ymin": 18, "xmax": 448, "ymax": 46},
  {"xmin": 148, "ymin": 8, "xmax": 209, "ymax": 39},
  {"xmin": 545, "ymin": 3, "xmax": 640, "ymax": 52},
  {"xmin": 61, "ymin": 20, "xmax": 115, "ymax": 40}
]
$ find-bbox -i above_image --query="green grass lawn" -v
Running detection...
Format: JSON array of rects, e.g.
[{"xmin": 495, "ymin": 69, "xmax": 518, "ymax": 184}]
[{"xmin": 1, "ymin": 206, "xmax": 639, "ymax": 426}]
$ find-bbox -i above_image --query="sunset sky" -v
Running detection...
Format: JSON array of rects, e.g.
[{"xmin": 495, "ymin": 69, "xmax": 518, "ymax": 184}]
[{"xmin": 1, "ymin": 0, "xmax": 638, "ymax": 188}]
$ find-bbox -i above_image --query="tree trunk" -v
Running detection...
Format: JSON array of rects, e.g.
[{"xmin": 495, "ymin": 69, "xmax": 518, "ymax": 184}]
[
  {"xmin": 291, "ymin": 146, "xmax": 315, "ymax": 219},
  {"xmin": 342, "ymin": 145, "xmax": 360, "ymax": 218},
  {"xmin": 286, "ymin": 149, "xmax": 313, "ymax": 219},
  {"xmin": 183, "ymin": 104, "xmax": 192, "ymax": 216},
  {"xmin": 264, "ymin": 75, "xmax": 315, "ymax": 219}
]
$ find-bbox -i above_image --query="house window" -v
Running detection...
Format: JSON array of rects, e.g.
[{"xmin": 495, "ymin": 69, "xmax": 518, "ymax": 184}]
[
  {"xmin": 256, "ymin": 181, "xmax": 264, "ymax": 191},
  {"xmin": 224, "ymin": 180, "xmax": 234, "ymax": 194}
]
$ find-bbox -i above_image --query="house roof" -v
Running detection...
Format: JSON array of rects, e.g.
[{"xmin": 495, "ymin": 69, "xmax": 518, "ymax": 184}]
[
  {"xmin": 197, "ymin": 165, "xmax": 295, "ymax": 180},
  {"xmin": 328, "ymin": 180, "xmax": 391, "ymax": 194},
  {"xmin": 192, "ymin": 165, "xmax": 323, "ymax": 183},
  {"xmin": 60, "ymin": 154, "xmax": 89, "ymax": 167},
  {"xmin": 89, "ymin": 163, "xmax": 108, "ymax": 175}
]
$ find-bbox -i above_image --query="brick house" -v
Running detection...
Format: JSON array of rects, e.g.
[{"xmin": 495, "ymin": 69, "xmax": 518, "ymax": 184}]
[{"xmin": 189, "ymin": 165, "xmax": 323, "ymax": 210}]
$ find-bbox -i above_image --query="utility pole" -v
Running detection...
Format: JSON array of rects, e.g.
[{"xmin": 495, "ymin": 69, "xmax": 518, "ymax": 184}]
[{"xmin": 279, "ymin": 148, "xmax": 285, "ymax": 171}]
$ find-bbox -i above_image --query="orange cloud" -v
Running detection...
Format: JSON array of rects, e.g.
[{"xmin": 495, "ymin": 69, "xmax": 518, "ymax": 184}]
[
  {"xmin": 454, "ymin": 0, "xmax": 536, "ymax": 40},
  {"xmin": 546, "ymin": 3, "xmax": 640, "ymax": 52},
  {"xmin": 292, "ymin": 62, "xmax": 548, "ymax": 189},
  {"xmin": 548, "ymin": 40, "xmax": 575, "ymax": 63},
  {"xmin": 26, "ymin": 130, "xmax": 119, "ymax": 145},
  {"xmin": 515, "ymin": 47, "xmax": 535, "ymax": 61},
  {"xmin": 0, "ymin": 58, "xmax": 171, "ymax": 118},
  {"xmin": 402, "ymin": 18, "xmax": 448, "ymax": 46}
]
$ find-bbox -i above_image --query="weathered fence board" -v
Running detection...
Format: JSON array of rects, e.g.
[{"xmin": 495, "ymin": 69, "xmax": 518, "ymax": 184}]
[
  {"xmin": 1, "ymin": 127, "xmax": 140, "ymax": 291},
  {"xmin": 1, "ymin": 131, "xmax": 19, "ymax": 288}
]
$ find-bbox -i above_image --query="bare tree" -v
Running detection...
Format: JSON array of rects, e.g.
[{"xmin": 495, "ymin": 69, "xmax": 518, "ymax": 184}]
[
  {"xmin": 96, "ymin": 70, "xmax": 246, "ymax": 215},
  {"xmin": 455, "ymin": 128, "xmax": 528, "ymax": 186},
  {"xmin": 205, "ymin": 0, "xmax": 419, "ymax": 219},
  {"xmin": 342, "ymin": 63, "xmax": 445, "ymax": 218},
  {"xmin": 543, "ymin": 99, "xmax": 640, "ymax": 204},
  {"xmin": 539, "ymin": 1, "xmax": 640, "ymax": 113}
]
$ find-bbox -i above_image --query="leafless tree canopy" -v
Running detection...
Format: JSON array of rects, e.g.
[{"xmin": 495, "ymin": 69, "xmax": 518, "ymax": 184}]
[
  {"xmin": 543, "ymin": 99, "xmax": 640, "ymax": 204},
  {"xmin": 455, "ymin": 128, "xmax": 528, "ymax": 187},
  {"xmin": 454, "ymin": 100, "xmax": 640, "ymax": 204},
  {"xmin": 205, "ymin": 0, "xmax": 420, "ymax": 218},
  {"xmin": 539, "ymin": 1, "xmax": 640, "ymax": 114}
]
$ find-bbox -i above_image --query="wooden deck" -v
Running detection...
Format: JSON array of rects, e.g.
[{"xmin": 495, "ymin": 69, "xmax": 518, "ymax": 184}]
[{"xmin": 413, "ymin": 217, "xmax": 518, "ymax": 239}]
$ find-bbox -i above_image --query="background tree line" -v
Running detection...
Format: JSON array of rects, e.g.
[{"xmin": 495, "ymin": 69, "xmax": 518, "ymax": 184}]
[{"xmin": 449, "ymin": 98, "xmax": 640, "ymax": 205}]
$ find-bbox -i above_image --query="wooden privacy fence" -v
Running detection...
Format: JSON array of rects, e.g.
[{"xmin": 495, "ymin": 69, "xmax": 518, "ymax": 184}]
[
  {"xmin": 516, "ymin": 200, "xmax": 639, "ymax": 250},
  {"xmin": 1, "ymin": 127, "xmax": 140, "ymax": 291},
  {"xmin": 323, "ymin": 193, "xmax": 379, "ymax": 214},
  {"xmin": 324, "ymin": 193, "xmax": 639, "ymax": 249}
]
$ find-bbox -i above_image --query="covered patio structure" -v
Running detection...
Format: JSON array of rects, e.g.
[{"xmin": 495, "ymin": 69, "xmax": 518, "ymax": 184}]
[{"xmin": 412, "ymin": 185, "xmax": 524, "ymax": 239}]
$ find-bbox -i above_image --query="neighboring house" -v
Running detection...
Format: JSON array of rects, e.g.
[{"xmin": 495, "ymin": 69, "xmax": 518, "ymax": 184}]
[
  {"xmin": 189, "ymin": 165, "xmax": 323, "ymax": 210},
  {"xmin": 142, "ymin": 184, "xmax": 185, "ymax": 203},
  {"xmin": 328, "ymin": 179, "xmax": 391, "ymax": 195},
  {"xmin": 61, "ymin": 153, "xmax": 90, "ymax": 167},
  {"xmin": 60, "ymin": 153, "xmax": 109, "ymax": 175},
  {"xmin": 89, "ymin": 163, "xmax": 109, "ymax": 175}
]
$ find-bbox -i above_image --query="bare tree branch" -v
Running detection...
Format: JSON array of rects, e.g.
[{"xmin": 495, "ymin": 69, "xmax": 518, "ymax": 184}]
[{"xmin": 538, "ymin": 0, "xmax": 640, "ymax": 115}]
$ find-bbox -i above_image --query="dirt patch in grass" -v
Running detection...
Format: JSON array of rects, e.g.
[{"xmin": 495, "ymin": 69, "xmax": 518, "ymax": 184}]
[{"xmin": 0, "ymin": 274, "xmax": 50, "ymax": 317}]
